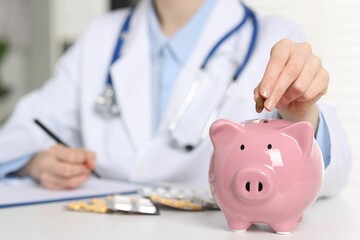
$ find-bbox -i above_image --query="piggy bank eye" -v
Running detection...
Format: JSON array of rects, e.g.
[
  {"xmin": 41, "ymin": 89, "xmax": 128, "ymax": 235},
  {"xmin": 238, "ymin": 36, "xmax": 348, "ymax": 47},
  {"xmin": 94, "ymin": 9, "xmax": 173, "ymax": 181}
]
[
  {"xmin": 267, "ymin": 144, "xmax": 272, "ymax": 150},
  {"xmin": 240, "ymin": 144, "xmax": 245, "ymax": 150}
]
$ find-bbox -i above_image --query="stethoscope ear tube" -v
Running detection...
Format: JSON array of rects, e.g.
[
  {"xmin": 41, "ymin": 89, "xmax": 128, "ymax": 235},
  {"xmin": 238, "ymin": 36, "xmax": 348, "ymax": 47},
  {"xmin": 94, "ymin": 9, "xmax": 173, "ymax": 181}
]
[
  {"xmin": 168, "ymin": 80, "xmax": 239, "ymax": 152},
  {"xmin": 167, "ymin": 5, "xmax": 258, "ymax": 152},
  {"xmin": 233, "ymin": 7, "xmax": 258, "ymax": 79},
  {"xmin": 167, "ymin": 70, "xmax": 205, "ymax": 133}
]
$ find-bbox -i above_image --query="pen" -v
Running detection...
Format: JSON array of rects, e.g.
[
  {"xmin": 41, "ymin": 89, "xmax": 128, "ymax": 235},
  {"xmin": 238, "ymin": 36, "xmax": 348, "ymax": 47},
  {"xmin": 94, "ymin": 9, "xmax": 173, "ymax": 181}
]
[{"xmin": 34, "ymin": 119, "xmax": 101, "ymax": 178}]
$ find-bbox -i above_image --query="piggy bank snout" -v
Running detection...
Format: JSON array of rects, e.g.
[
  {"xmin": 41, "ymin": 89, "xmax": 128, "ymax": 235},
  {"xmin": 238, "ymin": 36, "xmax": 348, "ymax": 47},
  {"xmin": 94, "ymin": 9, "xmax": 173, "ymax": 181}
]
[{"xmin": 233, "ymin": 168, "xmax": 275, "ymax": 204}]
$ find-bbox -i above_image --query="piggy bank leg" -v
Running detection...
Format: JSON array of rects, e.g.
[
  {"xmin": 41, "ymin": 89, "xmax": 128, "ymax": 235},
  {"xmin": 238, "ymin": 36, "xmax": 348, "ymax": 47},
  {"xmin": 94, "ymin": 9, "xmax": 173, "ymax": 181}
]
[
  {"xmin": 226, "ymin": 217, "xmax": 252, "ymax": 232},
  {"xmin": 271, "ymin": 216, "xmax": 300, "ymax": 235}
]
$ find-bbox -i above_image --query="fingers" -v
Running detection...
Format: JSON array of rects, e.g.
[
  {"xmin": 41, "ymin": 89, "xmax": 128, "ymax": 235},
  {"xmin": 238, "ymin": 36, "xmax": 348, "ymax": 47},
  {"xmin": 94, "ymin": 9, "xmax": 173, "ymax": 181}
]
[
  {"xmin": 283, "ymin": 67, "xmax": 328, "ymax": 114},
  {"xmin": 24, "ymin": 145, "xmax": 97, "ymax": 190},
  {"xmin": 259, "ymin": 39, "xmax": 293, "ymax": 99},
  {"xmin": 255, "ymin": 39, "xmax": 328, "ymax": 118},
  {"xmin": 49, "ymin": 145, "xmax": 90, "ymax": 164},
  {"xmin": 46, "ymin": 158, "xmax": 91, "ymax": 178},
  {"xmin": 39, "ymin": 172, "xmax": 91, "ymax": 190},
  {"xmin": 277, "ymin": 55, "xmax": 321, "ymax": 108},
  {"xmin": 279, "ymin": 67, "xmax": 328, "ymax": 117},
  {"xmin": 46, "ymin": 145, "xmax": 96, "ymax": 177},
  {"xmin": 49, "ymin": 144, "xmax": 96, "ymax": 168},
  {"xmin": 296, "ymin": 68, "xmax": 329, "ymax": 103},
  {"xmin": 260, "ymin": 41, "xmax": 312, "ymax": 111}
]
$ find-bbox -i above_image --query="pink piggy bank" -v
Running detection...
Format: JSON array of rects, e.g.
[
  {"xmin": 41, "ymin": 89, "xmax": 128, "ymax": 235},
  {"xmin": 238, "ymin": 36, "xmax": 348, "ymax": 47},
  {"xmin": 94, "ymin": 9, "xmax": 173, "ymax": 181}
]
[{"xmin": 209, "ymin": 119, "xmax": 324, "ymax": 234}]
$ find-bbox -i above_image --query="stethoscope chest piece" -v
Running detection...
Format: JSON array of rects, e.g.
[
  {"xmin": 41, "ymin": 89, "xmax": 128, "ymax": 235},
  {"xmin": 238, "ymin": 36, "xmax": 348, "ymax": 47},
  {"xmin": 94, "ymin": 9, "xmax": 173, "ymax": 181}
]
[{"xmin": 94, "ymin": 85, "xmax": 120, "ymax": 119}]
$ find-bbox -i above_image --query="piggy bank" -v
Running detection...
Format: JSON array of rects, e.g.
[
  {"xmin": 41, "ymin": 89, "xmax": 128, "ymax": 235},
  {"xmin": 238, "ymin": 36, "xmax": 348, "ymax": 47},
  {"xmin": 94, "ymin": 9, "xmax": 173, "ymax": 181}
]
[{"xmin": 209, "ymin": 119, "xmax": 324, "ymax": 234}]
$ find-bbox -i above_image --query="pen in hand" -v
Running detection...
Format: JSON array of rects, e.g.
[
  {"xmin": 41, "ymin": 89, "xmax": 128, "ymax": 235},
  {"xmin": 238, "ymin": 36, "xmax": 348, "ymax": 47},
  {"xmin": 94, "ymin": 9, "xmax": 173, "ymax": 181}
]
[{"xmin": 34, "ymin": 119, "xmax": 101, "ymax": 178}]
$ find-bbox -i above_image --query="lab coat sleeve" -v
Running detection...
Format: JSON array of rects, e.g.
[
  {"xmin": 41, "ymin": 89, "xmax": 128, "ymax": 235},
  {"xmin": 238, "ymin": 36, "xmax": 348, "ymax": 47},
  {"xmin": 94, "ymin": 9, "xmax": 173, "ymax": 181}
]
[
  {"xmin": 0, "ymin": 23, "xmax": 90, "ymax": 164},
  {"xmin": 318, "ymin": 102, "xmax": 352, "ymax": 197},
  {"xmin": 0, "ymin": 155, "xmax": 31, "ymax": 178},
  {"xmin": 316, "ymin": 112, "xmax": 331, "ymax": 168}
]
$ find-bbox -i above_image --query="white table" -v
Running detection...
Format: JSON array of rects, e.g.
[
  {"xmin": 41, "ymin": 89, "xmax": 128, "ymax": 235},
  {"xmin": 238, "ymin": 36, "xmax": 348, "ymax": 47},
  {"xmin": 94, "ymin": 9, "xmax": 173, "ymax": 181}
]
[{"xmin": 1, "ymin": 169, "xmax": 359, "ymax": 240}]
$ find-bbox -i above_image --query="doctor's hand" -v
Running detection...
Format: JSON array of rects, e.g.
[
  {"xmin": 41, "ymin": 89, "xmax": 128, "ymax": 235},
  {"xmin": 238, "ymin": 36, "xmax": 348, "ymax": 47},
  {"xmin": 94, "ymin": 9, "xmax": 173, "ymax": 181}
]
[
  {"xmin": 254, "ymin": 38, "xmax": 329, "ymax": 130},
  {"xmin": 16, "ymin": 144, "xmax": 96, "ymax": 190}
]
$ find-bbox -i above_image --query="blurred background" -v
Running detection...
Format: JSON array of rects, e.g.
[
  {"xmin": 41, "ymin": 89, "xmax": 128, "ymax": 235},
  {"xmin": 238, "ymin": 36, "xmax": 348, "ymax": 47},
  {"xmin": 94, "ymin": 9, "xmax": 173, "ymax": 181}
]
[
  {"xmin": 0, "ymin": 0, "xmax": 359, "ymax": 186},
  {"xmin": 0, "ymin": 0, "xmax": 133, "ymax": 124}
]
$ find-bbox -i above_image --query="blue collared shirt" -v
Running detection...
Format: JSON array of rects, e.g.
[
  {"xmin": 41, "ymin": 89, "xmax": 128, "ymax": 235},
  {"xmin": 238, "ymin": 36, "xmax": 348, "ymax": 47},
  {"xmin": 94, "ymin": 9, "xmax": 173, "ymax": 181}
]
[{"xmin": 148, "ymin": 0, "xmax": 216, "ymax": 132}]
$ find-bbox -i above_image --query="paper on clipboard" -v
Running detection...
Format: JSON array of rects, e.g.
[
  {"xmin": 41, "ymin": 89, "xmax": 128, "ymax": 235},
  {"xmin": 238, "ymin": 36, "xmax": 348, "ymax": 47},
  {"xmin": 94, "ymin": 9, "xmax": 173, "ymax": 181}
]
[{"xmin": 0, "ymin": 177, "xmax": 138, "ymax": 208}]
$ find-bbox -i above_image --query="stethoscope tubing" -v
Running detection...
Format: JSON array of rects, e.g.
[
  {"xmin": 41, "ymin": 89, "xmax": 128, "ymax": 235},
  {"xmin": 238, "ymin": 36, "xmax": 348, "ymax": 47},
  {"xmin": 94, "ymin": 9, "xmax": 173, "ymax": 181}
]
[
  {"xmin": 167, "ymin": 5, "xmax": 259, "ymax": 151},
  {"xmin": 201, "ymin": 3, "xmax": 254, "ymax": 71},
  {"xmin": 97, "ymin": 2, "xmax": 259, "ymax": 152},
  {"xmin": 106, "ymin": 7, "xmax": 135, "ymax": 86}
]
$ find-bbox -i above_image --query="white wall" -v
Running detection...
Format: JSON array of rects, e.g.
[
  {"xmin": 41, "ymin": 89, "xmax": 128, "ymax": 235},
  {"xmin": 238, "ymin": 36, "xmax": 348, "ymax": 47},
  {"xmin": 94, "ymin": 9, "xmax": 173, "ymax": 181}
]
[
  {"xmin": 245, "ymin": 0, "xmax": 360, "ymax": 188},
  {"xmin": 0, "ymin": 0, "xmax": 33, "ymax": 122},
  {"xmin": 0, "ymin": 0, "xmax": 109, "ymax": 123},
  {"xmin": 50, "ymin": 0, "xmax": 109, "ymax": 68}
]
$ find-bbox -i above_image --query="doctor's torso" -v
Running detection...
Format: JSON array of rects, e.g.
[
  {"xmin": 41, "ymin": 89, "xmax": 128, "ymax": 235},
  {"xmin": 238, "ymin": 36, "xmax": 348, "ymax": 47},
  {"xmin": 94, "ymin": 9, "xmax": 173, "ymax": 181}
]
[{"xmin": 0, "ymin": 0, "xmax": 306, "ymax": 185}]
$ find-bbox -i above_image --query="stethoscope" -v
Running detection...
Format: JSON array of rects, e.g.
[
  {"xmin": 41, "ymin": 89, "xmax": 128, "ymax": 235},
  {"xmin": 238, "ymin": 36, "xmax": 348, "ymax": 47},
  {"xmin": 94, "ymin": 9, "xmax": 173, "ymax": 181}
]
[{"xmin": 95, "ymin": 2, "xmax": 258, "ymax": 152}]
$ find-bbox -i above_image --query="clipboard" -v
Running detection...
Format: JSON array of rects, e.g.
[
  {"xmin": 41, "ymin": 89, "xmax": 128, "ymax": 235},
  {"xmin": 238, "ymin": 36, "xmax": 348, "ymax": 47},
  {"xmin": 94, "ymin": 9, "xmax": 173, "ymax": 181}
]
[{"xmin": 0, "ymin": 177, "xmax": 138, "ymax": 208}]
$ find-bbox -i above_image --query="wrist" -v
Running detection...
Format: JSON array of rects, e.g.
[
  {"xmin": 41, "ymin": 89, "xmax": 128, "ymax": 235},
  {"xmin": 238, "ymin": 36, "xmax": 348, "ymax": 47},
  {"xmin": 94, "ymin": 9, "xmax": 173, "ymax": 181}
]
[{"xmin": 15, "ymin": 153, "xmax": 39, "ymax": 179}]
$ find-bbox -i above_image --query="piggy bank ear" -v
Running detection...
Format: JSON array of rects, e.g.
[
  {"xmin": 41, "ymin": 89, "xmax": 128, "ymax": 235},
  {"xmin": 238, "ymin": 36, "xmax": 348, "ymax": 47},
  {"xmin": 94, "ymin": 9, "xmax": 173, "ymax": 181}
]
[
  {"xmin": 280, "ymin": 121, "xmax": 314, "ymax": 159},
  {"xmin": 209, "ymin": 119, "xmax": 242, "ymax": 146}
]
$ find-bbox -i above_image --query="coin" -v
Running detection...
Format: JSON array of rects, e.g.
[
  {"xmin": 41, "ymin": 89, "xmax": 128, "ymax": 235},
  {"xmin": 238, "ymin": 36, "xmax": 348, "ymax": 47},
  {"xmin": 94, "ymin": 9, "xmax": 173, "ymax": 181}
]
[{"xmin": 255, "ymin": 95, "xmax": 265, "ymax": 113}]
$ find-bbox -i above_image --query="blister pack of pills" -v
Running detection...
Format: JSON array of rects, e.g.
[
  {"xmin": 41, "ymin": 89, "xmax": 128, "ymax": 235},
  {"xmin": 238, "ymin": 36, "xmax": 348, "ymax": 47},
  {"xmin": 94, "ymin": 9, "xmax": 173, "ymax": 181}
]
[
  {"xmin": 108, "ymin": 195, "xmax": 159, "ymax": 215},
  {"xmin": 138, "ymin": 187, "xmax": 219, "ymax": 211},
  {"xmin": 66, "ymin": 195, "xmax": 159, "ymax": 215},
  {"xmin": 66, "ymin": 198, "xmax": 110, "ymax": 214}
]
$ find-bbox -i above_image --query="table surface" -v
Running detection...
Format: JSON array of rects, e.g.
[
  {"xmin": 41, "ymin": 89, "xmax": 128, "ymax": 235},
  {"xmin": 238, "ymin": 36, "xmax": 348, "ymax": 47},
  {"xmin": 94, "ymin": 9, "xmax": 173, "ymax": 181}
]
[{"xmin": 1, "ymin": 165, "xmax": 359, "ymax": 240}]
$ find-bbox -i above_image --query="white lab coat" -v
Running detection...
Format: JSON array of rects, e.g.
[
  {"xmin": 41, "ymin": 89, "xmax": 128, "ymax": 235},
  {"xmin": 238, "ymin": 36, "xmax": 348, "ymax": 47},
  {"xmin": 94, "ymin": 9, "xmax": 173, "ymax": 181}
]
[{"xmin": 0, "ymin": 0, "xmax": 351, "ymax": 196}]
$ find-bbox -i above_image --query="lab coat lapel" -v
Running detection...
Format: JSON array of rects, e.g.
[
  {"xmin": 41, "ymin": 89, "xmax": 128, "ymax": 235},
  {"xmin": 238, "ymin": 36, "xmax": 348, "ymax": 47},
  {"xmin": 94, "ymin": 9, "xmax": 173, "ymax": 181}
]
[
  {"xmin": 110, "ymin": 1, "xmax": 152, "ymax": 150},
  {"xmin": 159, "ymin": 0, "xmax": 246, "ymax": 132}
]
